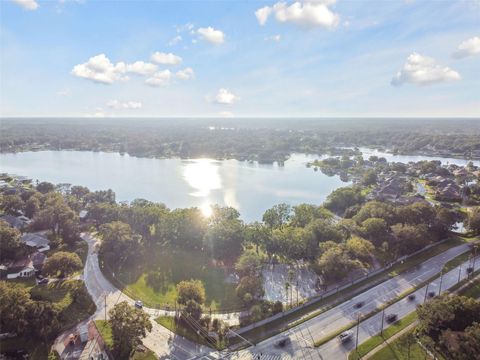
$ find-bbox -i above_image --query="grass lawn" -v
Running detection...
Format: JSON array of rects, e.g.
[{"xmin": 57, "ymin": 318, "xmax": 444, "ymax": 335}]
[
  {"xmin": 368, "ymin": 330, "xmax": 430, "ymax": 360},
  {"xmin": 102, "ymin": 248, "xmax": 242, "ymax": 311},
  {"xmin": 459, "ymin": 277, "xmax": 480, "ymax": 299},
  {"xmin": 348, "ymin": 312, "xmax": 418, "ymax": 360}
]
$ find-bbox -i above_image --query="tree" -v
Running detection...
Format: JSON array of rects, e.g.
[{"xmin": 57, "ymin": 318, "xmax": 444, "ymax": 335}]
[
  {"xmin": 290, "ymin": 204, "xmax": 332, "ymax": 227},
  {"xmin": 244, "ymin": 222, "xmax": 270, "ymax": 254},
  {"xmin": 25, "ymin": 193, "xmax": 41, "ymax": 218},
  {"xmin": 0, "ymin": 220, "xmax": 24, "ymax": 261},
  {"xmin": 346, "ymin": 236, "xmax": 374, "ymax": 263},
  {"xmin": 262, "ymin": 203, "xmax": 292, "ymax": 228},
  {"xmin": 362, "ymin": 169, "xmax": 377, "ymax": 186},
  {"xmin": 0, "ymin": 194, "xmax": 24, "ymax": 215},
  {"xmin": 235, "ymin": 252, "xmax": 262, "ymax": 277},
  {"xmin": 108, "ymin": 301, "xmax": 152, "ymax": 359},
  {"xmin": 176, "ymin": 279, "xmax": 206, "ymax": 305},
  {"xmin": 315, "ymin": 242, "xmax": 363, "ymax": 283},
  {"xmin": 416, "ymin": 294, "xmax": 480, "ymax": 342},
  {"xmin": 204, "ymin": 218, "xmax": 244, "ymax": 262},
  {"xmin": 99, "ymin": 221, "xmax": 142, "ymax": 265},
  {"xmin": 391, "ymin": 223, "xmax": 430, "ymax": 255},
  {"xmin": 37, "ymin": 181, "xmax": 55, "ymax": 194},
  {"xmin": 236, "ymin": 275, "xmax": 264, "ymax": 303},
  {"xmin": 467, "ymin": 207, "xmax": 480, "ymax": 235},
  {"xmin": 42, "ymin": 251, "xmax": 83, "ymax": 278},
  {"xmin": 0, "ymin": 281, "xmax": 32, "ymax": 335},
  {"xmin": 361, "ymin": 217, "xmax": 390, "ymax": 246},
  {"xmin": 26, "ymin": 301, "xmax": 60, "ymax": 341},
  {"xmin": 325, "ymin": 186, "xmax": 364, "ymax": 215},
  {"xmin": 353, "ymin": 201, "xmax": 397, "ymax": 225}
]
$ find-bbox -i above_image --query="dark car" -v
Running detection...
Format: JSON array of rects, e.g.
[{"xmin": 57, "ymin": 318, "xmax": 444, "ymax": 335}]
[
  {"xmin": 386, "ymin": 314, "xmax": 398, "ymax": 323},
  {"xmin": 407, "ymin": 294, "xmax": 416, "ymax": 301},
  {"xmin": 353, "ymin": 301, "xmax": 364, "ymax": 309},
  {"xmin": 38, "ymin": 278, "xmax": 49, "ymax": 285},
  {"xmin": 274, "ymin": 336, "xmax": 291, "ymax": 348},
  {"xmin": 428, "ymin": 291, "xmax": 436, "ymax": 298}
]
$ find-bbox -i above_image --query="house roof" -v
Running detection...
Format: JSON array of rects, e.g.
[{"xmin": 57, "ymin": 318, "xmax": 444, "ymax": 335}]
[
  {"xmin": 22, "ymin": 233, "xmax": 50, "ymax": 248},
  {"xmin": 0, "ymin": 215, "xmax": 26, "ymax": 229},
  {"xmin": 31, "ymin": 252, "xmax": 47, "ymax": 267}
]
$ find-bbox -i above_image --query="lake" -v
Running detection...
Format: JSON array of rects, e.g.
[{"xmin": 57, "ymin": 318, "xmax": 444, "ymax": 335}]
[
  {"xmin": 0, "ymin": 151, "xmax": 347, "ymax": 221},
  {"xmin": 1, "ymin": 150, "xmax": 478, "ymax": 222}
]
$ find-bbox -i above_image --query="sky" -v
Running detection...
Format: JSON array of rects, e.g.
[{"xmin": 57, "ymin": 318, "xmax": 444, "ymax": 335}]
[{"xmin": 0, "ymin": 0, "xmax": 479, "ymax": 118}]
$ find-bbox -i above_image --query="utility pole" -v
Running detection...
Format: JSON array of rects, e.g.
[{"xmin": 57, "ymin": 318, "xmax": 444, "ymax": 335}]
[
  {"xmin": 423, "ymin": 282, "xmax": 429, "ymax": 303},
  {"xmin": 380, "ymin": 308, "xmax": 385, "ymax": 336},
  {"xmin": 355, "ymin": 314, "xmax": 360, "ymax": 352},
  {"xmin": 458, "ymin": 265, "xmax": 462, "ymax": 283},
  {"xmin": 438, "ymin": 271, "xmax": 444, "ymax": 294},
  {"xmin": 296, "ymin": 280, "xmax": 299, "ymax": 307}
]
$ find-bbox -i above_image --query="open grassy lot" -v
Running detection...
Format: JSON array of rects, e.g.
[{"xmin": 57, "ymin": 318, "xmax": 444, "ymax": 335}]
[
  {"xmin": 368, "ymin": 330, "xmax": 430, "ymax": 360},
  {"xmin": 102, "ymin": 248, "xmax": 242, "ymax": 311}
]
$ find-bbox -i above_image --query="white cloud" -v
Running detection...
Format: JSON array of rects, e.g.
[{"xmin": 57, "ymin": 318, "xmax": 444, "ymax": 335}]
[
  {"xmin": 265, "ymin": 34, "xmax": 281, "ymax": 42},
  {"xmin": 125, "ymin": 61, "xmax": 158, "ymax": 75},
  {"xmin": 453, "ymin": 36, "xmax": 480, "ymax": 58},
  {"xmin": 72, "ymin": 54, "xmax": 129, "ymax": 84},
  {"xmin": 197, "ymin": 27, "xmax": 225, "ymax": 44},
  {"xmin": 255, "ymin": 6, "xmax": 272, "ymax": 26},
  {"xmin": 106, "ymin": 100, "xmax": 142, "ymax": 110},
  {"xmin": 255, "ymin": 1, "xmax": 340, "ymax": 29},
  {"xmin": 176, "ymin": 67, "xmax": 195, "ymax": 80},
  {"xmin": 12, "ymin": 0, "xmax": 38, "ymax": 10},
  {"xmin": 151, "ymin": 52, "xmax": 182, "ymax": 65},
  {"xmin": 145, "ymin": 70, "xmax": 172, "ymax": 87},
  {"xmin": 215, "ymin": 88, "xmax": 239, "ymax": 105},
  {"xmin": 391, "ymin": 53, "xmax": 461, "ymax": 86},
  {"xmin": 168, "ymin": 35, "xmax": 182, "ymax": 46}
]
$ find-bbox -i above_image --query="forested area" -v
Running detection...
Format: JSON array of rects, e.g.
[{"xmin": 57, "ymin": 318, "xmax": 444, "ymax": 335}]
[{"xmin": 2, "ymin": 118, "xmax": 480, "ymax": 162}]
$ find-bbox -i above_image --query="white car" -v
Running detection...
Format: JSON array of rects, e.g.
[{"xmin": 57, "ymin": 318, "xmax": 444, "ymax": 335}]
[
  {"xmin": 338, "ymin": 330, "xmax": 353, "ymax": 342},
  {"xmin": 134, "ymin": 300, "xmax": 144, "ymax": 309}
]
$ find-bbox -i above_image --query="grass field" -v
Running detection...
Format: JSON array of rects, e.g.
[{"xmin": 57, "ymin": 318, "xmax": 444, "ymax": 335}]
[
  {"xmin": 368, "ymin": 330, "xmax": 429, "ymax": 360},
  {"xmin": 103, "ymin": 248, "xmax": 242, "ymax": 310}
]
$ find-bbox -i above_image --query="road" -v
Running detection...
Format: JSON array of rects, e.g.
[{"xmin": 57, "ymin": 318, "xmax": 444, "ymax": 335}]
[{"xmin": 221, "ymin": 242, "xmax": 474, "ymax": 360}]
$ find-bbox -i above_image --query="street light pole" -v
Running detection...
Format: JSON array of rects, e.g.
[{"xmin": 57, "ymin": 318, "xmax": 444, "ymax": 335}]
[
  {"xmin": 458, "ymin": 265, "xmax": 462, "ymax": 283},
  {"xmin": 423, "ymin": 282, "xmax": 429, "ymax": 303},
  {"xmin": 380, "ymin": 308, "xmax": 385, "ymax": 336},
  {"xmin": 439, "ymin": 271, "xmax": 444, "ymax": 294},
  {"xmin": 355, "ymin": 314, "xmax": 360, "ymax": 352}
]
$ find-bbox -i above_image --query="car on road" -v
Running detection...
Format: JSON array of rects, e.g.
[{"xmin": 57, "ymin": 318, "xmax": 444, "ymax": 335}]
[
  {"xmin": 274, "ymin": 336, "xmax": 291, "ymax": 348},
  {"xmin": 407, "ymin": 294, "xmax": 416, "ymax": 301},
  {"xmin": 353, "ymin": 301, "xmax": 364, "ymax": 309},
  {"xmin": 37, "ymin": 278, "xmax": 49, "ymax": 285},
  {"xmin": 428, "ymin": 291, "xmax": 436, "ymax": 298},
  {"xmin": 386, "ymin": 314, "xmax": 398, "ymax": 323},
  {"xmin": 338, "ymin": 330, "xmax": 353, "ymax": 343},
  {"xmin": 134, "ymin": 300, "xmax": 144, "ymax": 309}
]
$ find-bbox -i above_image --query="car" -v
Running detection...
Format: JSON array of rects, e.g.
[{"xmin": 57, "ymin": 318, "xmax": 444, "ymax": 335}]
[
  {"xmin": 428, "ymin": 291, "xmax": 436, "ymax": 298},
  {"xmin": 407, "ymin": 294, "xmax": 416, "ymax": 301},
  {"xmin": 38, "ymin": 278, "xmax": 49, "ymax": 285},
  {"xmin": 386, "ymin": 314, "xmax": 398, "ymax": 323},
  {"xmin": 338, "ymin": 330, "xmax": 353, "ymax": 343},
  {"xmin": 353, "ymin": 301, "xmax": 364, "ymax": 309},
  {"xmin": 134, "ymin": 300, "xmax": 144, "ymax": 309},
  {"xmin": 467, "ymin": 266, "xmax": 474, "ymax": 274},
  {"xmin": 274, "ymin": 336, "xmax": 291, "ymax": 348}
]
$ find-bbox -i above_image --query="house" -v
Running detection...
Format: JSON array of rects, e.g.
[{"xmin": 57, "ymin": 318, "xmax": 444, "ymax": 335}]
[
  {"xmin": 21, "ymin": 232, "xmax": 50, "ymax": 252},
  {"xmin": 0, "ymin": 214, "xmax": 30, "ymax": 230},
  {"xmin": 6, "ymin": 258, "xmax": 35, "ymax": 279},
  {"xmin": 5, "ymin": 251, "xmax": 47, "ymax": 280},
  {"xmin": 373, "ymin": 175, "xmax": 410, "ymax": 201}
]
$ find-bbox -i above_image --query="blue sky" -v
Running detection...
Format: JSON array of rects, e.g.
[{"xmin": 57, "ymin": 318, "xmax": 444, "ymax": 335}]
[{"xmin": 0, "ymin": 0, "xmax": 479, "ymax": 117}]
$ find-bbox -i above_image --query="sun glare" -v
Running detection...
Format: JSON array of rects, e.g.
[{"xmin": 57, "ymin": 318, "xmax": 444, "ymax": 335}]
[{"xmin": 201, "ymin": 203, "xmax": 213, "ymax": 218}]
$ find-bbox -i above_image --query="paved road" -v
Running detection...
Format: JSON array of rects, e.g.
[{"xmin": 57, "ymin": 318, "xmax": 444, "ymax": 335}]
[{"xmin": 221, "ymin": 242, "xmax": 474, "ymax": 360}]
